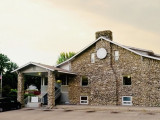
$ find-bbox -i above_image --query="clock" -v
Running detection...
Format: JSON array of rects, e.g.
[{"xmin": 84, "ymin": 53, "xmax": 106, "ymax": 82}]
[{"xmin": 96, "ymin": 48, "xmax": 107, "ymax": 59}]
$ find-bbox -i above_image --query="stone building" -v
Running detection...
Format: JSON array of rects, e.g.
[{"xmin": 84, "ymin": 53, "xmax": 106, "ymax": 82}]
[{"xmin": 13, "ymin": 30, "xmax": 160, "ymax": 108}]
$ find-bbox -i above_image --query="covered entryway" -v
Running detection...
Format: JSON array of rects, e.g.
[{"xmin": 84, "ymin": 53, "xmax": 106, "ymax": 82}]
[{"xmin": 12, "ymin": 62, "xmax": 76, "ymax": 109}]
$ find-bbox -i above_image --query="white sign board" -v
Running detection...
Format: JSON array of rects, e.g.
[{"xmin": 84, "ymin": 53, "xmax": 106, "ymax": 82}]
[
  {"xmin": 31, "ymin": 96, "xmax": 39, "ymax": 103},
  {"xmin": 96, "ymin": 48, "xmax": 107, "ymax": 59}
]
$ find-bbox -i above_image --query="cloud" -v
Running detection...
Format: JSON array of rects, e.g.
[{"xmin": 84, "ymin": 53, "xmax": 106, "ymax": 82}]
[
  {"xmin": 0, "ymin": 0, "xmax": 160, "ymax": 66},
  {"xmin": 45, "ymin": 0, "xmax": 160, "ymax": 51},
  {"xmin": 48, "ymin": 0, "xmax": 160, "ymax": 33}
]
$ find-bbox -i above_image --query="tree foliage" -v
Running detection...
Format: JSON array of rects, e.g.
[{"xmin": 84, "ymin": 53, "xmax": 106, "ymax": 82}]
[
  {"xmin": 0, "ymin": 54, "xmax": 18, "ymax": 73},
  {"xmin": 0, "ymin": 53, "xmax": 18, "ymax": 97},
  {"xmin": 56, "ymin": 52, "xmax": 76, "ymax": 64}
]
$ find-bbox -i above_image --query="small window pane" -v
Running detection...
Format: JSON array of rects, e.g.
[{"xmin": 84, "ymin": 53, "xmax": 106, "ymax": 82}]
[
  {"xmin": 62, "ymin": 79, "xmax": 66, "ymax": 85},
  {"xmin": 82, "ymin": 76, "xmax": 88, "ymax": 86},
  {"xmin": 123, "ymin": 76, "xmax": 131, "ymax": 85},
  {"xmin": 123, "ymin": 97, "xmax": 131, "ymax": 101},
  {"xmin": 81, "ymin": 97, "xmax": 87, "ymax": 100},
  {"xmin": 115, "ymin": 51, "xmax": 119, "ymax": 61},
  {"xmin": 81, "ymin": 101, "xmax": 87, "ymax": 103},
  {"xmin": 45, "ymin": 78, "xmax": 48, "ymax": 85},
  {"xmin": 62, "ymin": 79, "xmax": 68, "ymax": 85},
  {"xmin": 91, "ymin": 53, "xmax": 95, "ymax": 63}
]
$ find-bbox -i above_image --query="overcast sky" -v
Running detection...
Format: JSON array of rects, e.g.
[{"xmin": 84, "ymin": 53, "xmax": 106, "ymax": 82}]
[{"xmin": 0, "ymin": 0, "xmax": 160, "ymax": 66}]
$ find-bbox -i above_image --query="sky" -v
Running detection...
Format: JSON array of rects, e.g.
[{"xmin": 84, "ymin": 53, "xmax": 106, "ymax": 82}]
[{"xmin": 0, "ymin": 0, "xmax": 160, "ymax": 66}]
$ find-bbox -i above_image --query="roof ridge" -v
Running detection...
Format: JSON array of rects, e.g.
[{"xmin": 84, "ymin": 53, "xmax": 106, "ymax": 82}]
[
  {"xmin": 56, "ymin": 36, "xmax": 160, "ymax": 67},
  {"xmin": 123, "ymin": 45, "xmax": 153, "ymax": 53}
]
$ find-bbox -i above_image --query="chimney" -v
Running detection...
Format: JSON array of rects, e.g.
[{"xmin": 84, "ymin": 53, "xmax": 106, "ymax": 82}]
[{"xmin": 95, "ymin": 30, "xmax": 113, "ymax": 40}]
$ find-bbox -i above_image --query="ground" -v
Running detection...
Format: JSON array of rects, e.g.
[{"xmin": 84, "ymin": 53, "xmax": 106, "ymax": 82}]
[{"xmin": 0, "ymin": 105, "xmax": 160, "ymax": 120}]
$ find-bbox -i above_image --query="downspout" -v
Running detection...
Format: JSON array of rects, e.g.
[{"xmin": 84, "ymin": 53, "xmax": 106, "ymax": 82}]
[{"xmin": 110, "ymin": 43, "xmax": 119, "ymax": 106}]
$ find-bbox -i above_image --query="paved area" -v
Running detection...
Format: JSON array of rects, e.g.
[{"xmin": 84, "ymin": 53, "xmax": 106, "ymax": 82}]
[
  {"xmin": 56, "ymin": 105, "xmax": 160, "ymax": 112},
  {"xmin": 0, "ymin": 105, "xmax": 160, "ymax": 120}
]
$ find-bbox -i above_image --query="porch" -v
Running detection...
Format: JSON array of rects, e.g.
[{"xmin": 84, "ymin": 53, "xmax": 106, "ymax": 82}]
[{"xmin": 12, "ymin": 62, "xmax": 76, "ymax": 109}]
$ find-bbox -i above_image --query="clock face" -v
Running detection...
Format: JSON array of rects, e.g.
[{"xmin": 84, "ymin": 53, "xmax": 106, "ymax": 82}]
[{"xmin": 96, "ymin": 48, "xmax": 107, "ymax": 59}]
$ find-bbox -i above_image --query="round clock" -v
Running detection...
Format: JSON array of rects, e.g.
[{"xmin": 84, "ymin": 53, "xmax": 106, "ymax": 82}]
[{"xmin": 96, "ymin": 48, "xmax": 107, "ymax": 59}]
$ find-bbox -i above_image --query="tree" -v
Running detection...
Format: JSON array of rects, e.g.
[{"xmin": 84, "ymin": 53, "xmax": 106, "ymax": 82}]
[
  {"xmin": 0, "ymin": 54, "xmax": 10, "ymax": 73},
  {"xmin": 56, "ymin": 52, "xmax": 76, "ymax": 64},
  {"xmin": 0, "ymin": 53, "xmax": 18, "ymax": 97}
]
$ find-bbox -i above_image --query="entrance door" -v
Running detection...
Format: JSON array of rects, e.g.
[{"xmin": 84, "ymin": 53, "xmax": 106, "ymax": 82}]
[{"xmin": 60, "ymin": 79, "xmax": 69, "ymax": 104}]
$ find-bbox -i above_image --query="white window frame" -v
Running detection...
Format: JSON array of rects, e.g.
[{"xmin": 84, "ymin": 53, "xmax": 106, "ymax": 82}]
[
  {"xmin": 122, "ymin": 96, "xmax": 132, "ymax": 105},
  {"xmin": 115, "ymin": 51, "xmax": 119, "ymax": 61},
  {"xmin": 80, "ymin": 96, "xmax": 88, "ymax": 104},
  {"xmin": 91, "ymin": 53, "xmax": 95, "ymax": 63}
]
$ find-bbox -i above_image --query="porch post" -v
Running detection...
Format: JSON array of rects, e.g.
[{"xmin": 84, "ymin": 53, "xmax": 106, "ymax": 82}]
[
  {"xmin": 47, "ymin": 70, "xmax": 55, "ymax": 109},
  {"xmin": 17, "ymin": 72, "xmax": 24, "ymax": 107}
]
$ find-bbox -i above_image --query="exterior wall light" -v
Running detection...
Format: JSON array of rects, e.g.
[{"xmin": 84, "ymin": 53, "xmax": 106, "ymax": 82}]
[
  {"xmin": 57, "ymin": 80, "xmax": 61, "ymax": 83},
  {"xmin": 38, "ymin": 72, "xmax": 41, "ymax": 76}
]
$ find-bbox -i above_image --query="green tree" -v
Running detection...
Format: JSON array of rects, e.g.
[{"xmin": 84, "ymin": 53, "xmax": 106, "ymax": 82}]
[
  {"xmin": 0, "ymin": 54, "xmax": 10, "ymax": 73},
  {"xmin": 0, "ymin": 53, "xmax": 18, "ymax": 97},
  {"xmin": 56, "ymin": 52, "xmax": 76, "ymax": 64}
]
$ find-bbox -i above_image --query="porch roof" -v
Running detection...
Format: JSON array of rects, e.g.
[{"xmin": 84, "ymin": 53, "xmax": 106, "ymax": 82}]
[{"xmin": 12, "ymin": 62, "xmax": 77, "ymax": 75}]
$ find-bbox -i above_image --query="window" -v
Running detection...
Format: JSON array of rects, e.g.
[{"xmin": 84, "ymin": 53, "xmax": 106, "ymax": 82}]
[
  {"xmin": 91, "ymin": 53, "xmax": 95, "ymax": 63},
  {"xmin": 62, "ymin": 79, "xmax": 68, "ymax": 85},
  {"xmin": 44, "ymin": 78, "xmax": 48, "ymax": 85},
  {"xmin": 81, "ymin": 76, "xmax": 88, "ymax": 86},
  {"xmin": 123, "ymin": 75, "xmax": 131, "ymax": 85},
  {"xmin": 122, "ymin": 96, "xmax": 132, "ymax": 105},
  {"xmin": 115, "ymin": 51, "xmax": 119, "ymax": 61},
  {"xmin": 80, "ymin": 96, "xmax": 88, "ymax": 104}
]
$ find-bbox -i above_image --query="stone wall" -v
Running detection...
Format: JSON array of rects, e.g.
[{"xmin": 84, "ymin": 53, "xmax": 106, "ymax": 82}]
[
  {"xmin": 68, "ymin": 39, "xmax": 160, "ymax": 107},
  {"xmin": 69, "ymin": 40, "xmax": 117, "ymax": 105},
  {"xmin": 47, "ymin": 71, "xmax": 55, "ymax": 108},
  {"xmin": 95, "ymin": 30, "xmax": 112, "ymax": 40},
  {"xmin": 17, "ymin": 72, "xmax": 24, "ymax": 106}
]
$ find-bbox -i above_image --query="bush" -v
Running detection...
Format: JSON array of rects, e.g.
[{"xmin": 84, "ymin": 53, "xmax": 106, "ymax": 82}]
[{"xmin": 2, "ymin": 85, "xmax": 11, "ymax": 97}]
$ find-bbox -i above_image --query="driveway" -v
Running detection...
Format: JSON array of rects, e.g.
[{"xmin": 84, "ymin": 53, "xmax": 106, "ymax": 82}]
[{"xmin": 0, "ymin": 106, "xmax": 160, "ymax": 120}]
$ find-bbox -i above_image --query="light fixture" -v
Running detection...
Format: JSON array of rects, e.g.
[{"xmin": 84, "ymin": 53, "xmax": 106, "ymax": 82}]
[
  {"xmin": 128, "ymin": 75, "xmax": 131, "ymax": 78},
  {"xmin": 38, "ymin": 72, "xmax": 41, "ymax": 76},
  {"xmin": 57, "ymin": 80, "xmax": 62, "ymax": 83}
]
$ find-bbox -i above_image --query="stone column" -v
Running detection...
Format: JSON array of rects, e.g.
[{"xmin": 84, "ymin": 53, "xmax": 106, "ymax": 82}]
[
  {"xmin": 17, "ymin": 72, "xmax": 24, "ymax": 107},
  {"xmin": 47, "ymin": 71, "xmax": 55, "ymax": 109}
]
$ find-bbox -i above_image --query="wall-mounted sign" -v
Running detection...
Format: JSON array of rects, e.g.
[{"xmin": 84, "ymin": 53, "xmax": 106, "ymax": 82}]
[
  {"xmin": 96, "ymin": 48, "xmax": 107, "ymax": 59},
  {"xmin": 31, "ymin": 96, "xmax": 39, "ymax": 103}
]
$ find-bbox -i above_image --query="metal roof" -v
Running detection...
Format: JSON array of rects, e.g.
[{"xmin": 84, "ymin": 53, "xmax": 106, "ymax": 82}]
[{"xmin": 12, "ymin": 62, "xmax": 76, "ymax": 75}]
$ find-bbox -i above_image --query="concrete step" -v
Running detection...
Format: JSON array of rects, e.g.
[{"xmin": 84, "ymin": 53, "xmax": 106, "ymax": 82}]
[{"xmin": 26, "ymin": 102, "xmax": 41, "ymax": 108}]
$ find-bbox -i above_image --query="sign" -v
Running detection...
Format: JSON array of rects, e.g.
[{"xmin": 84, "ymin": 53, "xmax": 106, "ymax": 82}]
[
  {"xmin": 31, "ymin": 96, "xmax": 39, "ymax": 103},
  {"xmin": 96, "ymin": 48, "xmax": 107, "ymax": 59}
]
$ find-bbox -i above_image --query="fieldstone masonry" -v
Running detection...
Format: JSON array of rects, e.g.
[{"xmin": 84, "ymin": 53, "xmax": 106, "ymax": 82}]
[
  {"xmin": 47, "ymin": 71, "xmax": 55, "ymax": 108},
  {"xmin": 95, "ymin": 30, "xmax": 112, "ymax": 40},
  {"xmin": 17, "ymin": 72, "xmax": 24, "ymax": 106},
  {"xmin": 68, "ymin": 30, "xmax": 160, "ymax": 107},
  {"xmin": 15, "ymin": 30, "xmax": 160, "ymax": 107}
]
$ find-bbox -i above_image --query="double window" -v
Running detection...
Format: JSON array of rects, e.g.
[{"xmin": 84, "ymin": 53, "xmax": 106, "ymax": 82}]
[
  {"xmin": 80, "ymin": 96, "xmax": 88, "ymax": 104},
  {"xmin": 81, "ymin": 76, "xmax": 88, "ymax": 86},
  {"xmin": 122, "ymin": 96, "xmax": 132, "ymax": 105}
]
